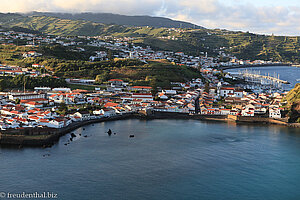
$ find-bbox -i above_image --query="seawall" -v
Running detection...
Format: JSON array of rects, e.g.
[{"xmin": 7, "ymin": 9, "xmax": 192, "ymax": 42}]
[{"xmin": 0, "ymin": 112, "xmax": 299, "ymax": 147}]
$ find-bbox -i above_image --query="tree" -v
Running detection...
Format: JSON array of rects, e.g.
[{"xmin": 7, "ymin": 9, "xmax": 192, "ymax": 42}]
[
  {"xmin": 204, "ymin": 82, "xmax": 210, "ymax": 93},
  {"xmin": 95, "ymin": 71, "xmax": 109, "ymax": 83},
  {"xmin": 15, "ymin": 98, "xmax": 20, "ymax": 104},
  {"xmin": 107, "ymin": 49, "xmax": 113, "ymax": 60}
]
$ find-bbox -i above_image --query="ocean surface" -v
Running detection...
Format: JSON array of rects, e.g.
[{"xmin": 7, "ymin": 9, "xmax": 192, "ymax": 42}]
[
  {"xmin": 225, "ymin": 66, "xmax": 300, "ymax": 90},
  {"xmin": 1, "ymin": 119, "xmax": 300, "ymax": 200}
]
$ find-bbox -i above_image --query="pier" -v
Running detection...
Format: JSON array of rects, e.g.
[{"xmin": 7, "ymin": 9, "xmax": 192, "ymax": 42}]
[
  {"xmin": 242, "ymin": 70, "xmax": 289, "ymax": 84},
  {"xmin": 228, "ymin": 69, "xmax": 290, "ymax": 92}
]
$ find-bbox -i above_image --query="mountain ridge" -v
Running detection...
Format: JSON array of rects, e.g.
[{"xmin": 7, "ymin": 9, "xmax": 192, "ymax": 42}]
[
  {"xmin": 23, "ymin": 11, "xmax": 205, "ymax": 29},
  {"xmin": 1, "ymin": 12, "xmax": 300, "ymax": 63}
]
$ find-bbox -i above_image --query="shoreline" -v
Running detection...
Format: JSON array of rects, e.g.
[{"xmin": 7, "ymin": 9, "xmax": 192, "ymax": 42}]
[
  {"xmin": 0, "ymin": 112, "xmax": 299, "ymax": 147},
  {"xmin": 219, "ymin": 63, "xmax": 292, "ymax": 70}
]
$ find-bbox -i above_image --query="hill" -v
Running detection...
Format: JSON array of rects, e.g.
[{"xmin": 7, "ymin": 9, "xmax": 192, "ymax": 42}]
[
  {"xmin": 24, "ymin": 12, "xmax": 204, "ymax": 29},
  {"xmin": 1, "ymin": 13, "xmax": 300, "ymax": 63},
  {"xmin": 283, "ymin": 83, "xmax": 300, "ymax": 122}
]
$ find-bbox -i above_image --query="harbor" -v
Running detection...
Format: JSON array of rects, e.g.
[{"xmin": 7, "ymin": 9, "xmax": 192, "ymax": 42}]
[
  {"xmin": 1, "ymin": 118, "xmax": 300, "ymax": 200},
  {"xmin": 225, "ymin": 65, "xmax": 299, "ymax": 92}
]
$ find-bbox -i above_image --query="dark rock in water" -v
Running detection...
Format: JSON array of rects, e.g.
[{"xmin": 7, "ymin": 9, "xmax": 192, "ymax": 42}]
[
  {"xmin": 92, "ymin": 124, "xmax": 94, "ymax": 126},
  {"xmin": 70, "ymin": 133, "xmax": 76, "ymax": 138},
  {"xmin": 107, "ymin": 129, "xmax": 112, "ymax": 136},
  {"xmin": 64, "ymin": 143, "xmax": 68, "ymax": 146},
  {"xmin": 83, "ymin": 128, "xmax": 85, "ymax": 130},
  {"xmin": 83, "ymin": 135, "xmax": 88, "ymax": 138},
  {"xmin": 129, "ymin": 135, "xmax": 135, "ymax": 138},
  {"xmin": 79, "ymin": 134, "xmax": 82, "ymax": 136},
  {"xmin": 70, "ymin": 138, "xmax": 73, "ymax": 141},
  {"xmin": 114, "ymin": 133, "xmax": 116, "ymax": 135}
]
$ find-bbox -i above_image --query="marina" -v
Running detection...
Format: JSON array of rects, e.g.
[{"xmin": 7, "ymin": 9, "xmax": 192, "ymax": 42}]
[{"xmin": 226, "ymin": 66, "xmax": 300, "ymax": 92}]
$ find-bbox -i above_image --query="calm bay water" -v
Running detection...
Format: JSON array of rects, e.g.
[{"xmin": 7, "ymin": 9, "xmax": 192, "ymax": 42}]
[
  {"xmin": 226, "ymin": 66, "xmax": 300, "ymax": 90},
  {"xmin": 0, "ymin": 119, "xmax": 300, "ymax": 200}
]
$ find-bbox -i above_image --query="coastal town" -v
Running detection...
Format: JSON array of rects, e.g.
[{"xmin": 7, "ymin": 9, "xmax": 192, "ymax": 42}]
[
  {"xmin": 0, "ymin": 29, "xmax": 296, "ymax": 136},
  {"xmin": 3, "ymin": 4, "xmax": 300, "ymax": 200}
]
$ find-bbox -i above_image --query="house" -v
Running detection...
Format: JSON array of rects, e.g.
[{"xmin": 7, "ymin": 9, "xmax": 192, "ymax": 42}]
[
  {"xmin": 73, "ymin": 111, "xmax": 91, "ymax": 121},
  {"xmin": 241, "ymin": 104, "xmax": 255, "ymax": 117},
  {"xmin": 104, "ymin": 102, "xmax": 119, "ymax": 108},
  {"xmin": 163, "ymin": 90, "xmax": 177, "ymax": 95},
  {"xmin": 32, "ymin": 64, "xmax": 43, "ymax": 68},
  {"xmin": 24, "ymin": 101, "xmax": 43, "ymax": 108},
  {"xmin": 52, "ymin": 88, "xmax": 71, "ymax": 93},
  {"xmin": 220, "ymin": 109, "xmax": 230, "ymax": 115},
  {"xmin": 131, "ymin": 93, "xmax": 153, "ymax": 101},
  {"xmin": 219, "ymin": 87, "xmax": 244, "ymax": 98},
  {"xmin": 8, "ymin": 93, "xmax": 46, "ymax": 101},
  {"xmin": 131, "ymin": 86, "xmax": 152, "ymax": 92},
  {"xmin": 93, "ymin": 108, "xmax": 116, "ymax": 117},
  {"xmin": 49, "ymin": 118, "xmax": 67, "ymax": 128},
  {"xmin": 108, "ymin": 79, "xmax": 124, "ymax": 86},
  {"xmin": 269, "ymin": 108, "xmax": 281, "ymax": 119}
]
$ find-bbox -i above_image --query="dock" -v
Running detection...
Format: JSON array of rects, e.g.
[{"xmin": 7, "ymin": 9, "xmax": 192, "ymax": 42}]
[{"xmin": 242, "ymin": 71, "xmax": 289, "ymax": 84}]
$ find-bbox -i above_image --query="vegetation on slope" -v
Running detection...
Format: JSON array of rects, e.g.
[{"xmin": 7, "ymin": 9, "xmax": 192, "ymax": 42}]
[
  {"xmin": 2, "ymin": 13, "xmax": 300, "ymax": 63},
  {"xmin": 0, "ymin": 75, "xmax": 67, "ymax": 91},
  {"xmin": 24, "ymin": 12, "xmax": 204, "ymax": 29},
  {"xmin": 283, "ymin": 84, "xmax": 300, "ymax": 122}
]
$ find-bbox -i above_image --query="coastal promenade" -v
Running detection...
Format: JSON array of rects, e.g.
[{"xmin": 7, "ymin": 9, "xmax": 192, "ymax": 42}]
[{"xmin": 0, "ymin": 111, "xmax": 299, "ymax": 147}]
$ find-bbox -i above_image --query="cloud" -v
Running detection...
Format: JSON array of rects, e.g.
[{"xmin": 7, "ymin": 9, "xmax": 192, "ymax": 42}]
[{"xmin": 1, "ymin": 0, "xmax": 300, "ymax": 35}]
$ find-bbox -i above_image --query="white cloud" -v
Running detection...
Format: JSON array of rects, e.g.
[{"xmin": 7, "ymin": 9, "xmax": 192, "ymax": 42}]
[{"xmin": 0, "ymin": 0, "xmax": 300, "ymax": 35}]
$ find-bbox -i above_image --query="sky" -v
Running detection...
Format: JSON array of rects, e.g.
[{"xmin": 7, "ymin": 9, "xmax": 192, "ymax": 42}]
[{"xmin": 1, "ymin": 0, "xmax": 300, "ymax": 36}]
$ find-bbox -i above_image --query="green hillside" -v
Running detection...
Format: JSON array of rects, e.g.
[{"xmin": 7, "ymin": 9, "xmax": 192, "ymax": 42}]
[
  {"xmin": 1, "ymin": 13, "xmax": 300, "ymax": 62},
  {"xmin": 25, "ymin": 12, "xmax": 204, "ymax": 29},
  {"xmin": 283, "ymin": 84, "xmax": 300, "ymax": 122}
]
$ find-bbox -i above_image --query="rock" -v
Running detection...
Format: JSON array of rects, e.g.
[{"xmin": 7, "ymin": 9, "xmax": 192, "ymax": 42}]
[
  {"xmin": 129, "ymin": 135, "xmax": 135, "ymax": 138},
  {"xmin": 70, "ymin": 133, "xmax": 76, "ymax": 138},
  {"xmin": 107, "ymin": 129, "xmax": 112, "ymax": 136},
  {"xmin": 70, "ymin": 138, "xmax": 73, "ymax": 141},
  {"xmin": 83, "ymin": 135, "xmax": 88, "ymax": 138}
]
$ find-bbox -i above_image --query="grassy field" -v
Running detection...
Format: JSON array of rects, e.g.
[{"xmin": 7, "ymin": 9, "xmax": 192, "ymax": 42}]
[{"xmin": 66, "ymin": 83, "xmax": 96, "ymax": 91}]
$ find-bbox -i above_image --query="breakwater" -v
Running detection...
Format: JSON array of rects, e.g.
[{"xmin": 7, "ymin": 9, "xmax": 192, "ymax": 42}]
[{"xmin": 220, "ymin": 63, "xmax": 291, "ymax": 70}]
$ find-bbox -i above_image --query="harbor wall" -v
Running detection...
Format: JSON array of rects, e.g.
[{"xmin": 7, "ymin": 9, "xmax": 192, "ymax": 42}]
[{"xmin": 0, "ymin": 112, "xmax": 298, "ymax": 147}]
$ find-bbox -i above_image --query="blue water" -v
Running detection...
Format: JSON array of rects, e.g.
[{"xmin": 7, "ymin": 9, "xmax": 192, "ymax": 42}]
[
  {"xmin": 0, "ymin": 119, "xmax": 300, "ymax": 200},
  {"xmin": 226, "ymin": 66, "xmax": 300, "ymax": 90}
]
